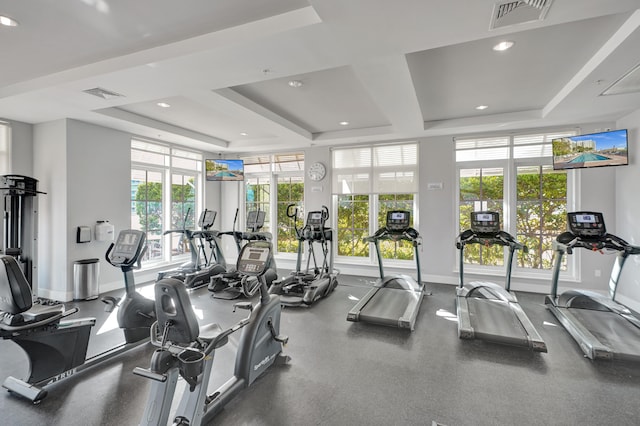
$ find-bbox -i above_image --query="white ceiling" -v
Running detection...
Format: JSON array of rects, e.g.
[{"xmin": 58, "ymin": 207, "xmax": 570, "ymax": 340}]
[{"xmin": 1, "ymin": 0, "xmax": 640, "ymax": 153}]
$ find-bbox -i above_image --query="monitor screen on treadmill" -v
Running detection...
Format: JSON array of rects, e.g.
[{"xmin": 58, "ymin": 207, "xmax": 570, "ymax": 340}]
[
  {"xmin": 475, "ymin": 213, "xmax": 495, "ymax": 223},
  {"xmin": 386, "ymin": 211, "xmax": 410, "ymax": 228},
  {"xmin": 575, "ymin": 214, "xmax": 597, "ymax": 223}
]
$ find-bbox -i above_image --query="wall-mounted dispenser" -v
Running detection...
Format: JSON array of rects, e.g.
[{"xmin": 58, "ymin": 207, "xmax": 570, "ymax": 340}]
[
  {"xmin": 76, "ymin": 226, "xmax": 91, "ymax": 243},
  {"xmin": 95, "ymin": 220, "xmax": 114, "ymax": 241}
]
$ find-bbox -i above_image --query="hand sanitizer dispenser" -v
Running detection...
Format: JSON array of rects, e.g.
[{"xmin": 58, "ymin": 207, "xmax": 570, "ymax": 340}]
[{"xmin": 95, "ymin": 220, "xmax": 115, "ymax": 241}]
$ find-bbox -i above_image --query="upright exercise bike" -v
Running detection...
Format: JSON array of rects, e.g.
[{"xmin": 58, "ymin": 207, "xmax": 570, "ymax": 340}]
[
  {"xmin": 134, "ymin": 240, "xmax": 289, "ymax": 426},
  {"xmin": 269, "ymin": 205, "xmax": 338, "ymax": 306},
  {"xmin": 0, "ymin": 229, "xmax": 155, "ymax": 403}
]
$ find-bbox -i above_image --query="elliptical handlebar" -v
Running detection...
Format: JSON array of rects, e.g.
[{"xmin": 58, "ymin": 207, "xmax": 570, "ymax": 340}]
[
  {"xmin": 321, "ymin": 205, "xmax": 329, "ymax": 222},
  {"xmin": 286, "ymin": 204, "xmax": 302, "ymax": 239}
]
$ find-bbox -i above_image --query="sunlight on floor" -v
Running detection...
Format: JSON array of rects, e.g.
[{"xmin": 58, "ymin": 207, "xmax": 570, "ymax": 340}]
[
  {"xmin": 436, "ymin": 308, "xmax": 458, "ymax": 323},
  {"xmin": 97, "ymin": 308, "xmax": 120, "ymax": 335},
  {"xmin": 347, "ymin": 294, "xmax": 360, "ymax": 301}
]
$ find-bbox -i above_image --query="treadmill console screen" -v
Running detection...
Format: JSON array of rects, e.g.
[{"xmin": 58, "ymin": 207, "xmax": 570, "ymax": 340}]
[
  {"xmin": 567, "ymin": 212, "xmax": 606, "ymax": 238},
  {"xmin": 386, "ymin": 211, "xmax": 410, "ymax": 231},
  {"xmin": 236, "ymin": 243, "xmax": 271, "ymax": 276},
  {"xmin": 306, "ymin": 211, "xmax": 325, "ymax": 227},
  {"xmin": 470, "ymin": 211, "xmax": 500, "ymax": 234},
  {"xmin": 198, "ymin": 210, "xmax": 217, "ymax": 228}
]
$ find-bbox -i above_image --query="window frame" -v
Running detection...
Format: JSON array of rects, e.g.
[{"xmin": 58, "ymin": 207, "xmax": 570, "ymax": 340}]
[
  {"xmin": 332, "ymin": 142, "xmax": 419, "ymax": 267},
  {"xmin": 454, "ymin": 131, "xmax": 578, "ymax": 281},
  {"xmin": 241, "ymin": 153, "xmax": 305, "ymax": 257},
  {"xmin": 131, "ymin": 139, "xmax": 203, "ymax": 267}
]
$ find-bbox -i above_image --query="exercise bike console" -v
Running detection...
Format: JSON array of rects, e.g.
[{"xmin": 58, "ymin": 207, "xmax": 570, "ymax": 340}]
[{"xmin": 106, "ymin": 229, "xmax": 146, "ymax": 268}]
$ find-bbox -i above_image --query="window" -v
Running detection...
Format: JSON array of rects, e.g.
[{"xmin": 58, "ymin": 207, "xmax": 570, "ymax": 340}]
[
  {"xmin": 131, "ymin": 140, "xmax": 202, "ymax": 264},
  {"xmin": 455, "ymin": 131, "xmax": 575, "ymax": 273},
  {"xmin": 277, "ymin": 176, "xmax": 304, "ymax": 253},
  {"xmin": 243, "ymin": 153, "xmax": 304, "ymax": 255},
  {"xmin": 333, "ymin": 143, "xmax": 418, "ymax": 262}
]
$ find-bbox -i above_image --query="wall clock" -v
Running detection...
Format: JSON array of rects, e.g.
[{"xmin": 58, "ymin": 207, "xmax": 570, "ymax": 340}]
[{"xmin": 308, "ymin": 161, "xmax": 326, "ymax": 181}]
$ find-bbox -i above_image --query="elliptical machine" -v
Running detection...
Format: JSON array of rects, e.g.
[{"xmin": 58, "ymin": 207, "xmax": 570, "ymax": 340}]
[
  {"xmin": 134, "ymin": 240, "xmax": 289, "ymax": 426},
  {"xmin": 157, "ymin": 209, "xmax": 227, "ymax": 289},
  {"xmin": 209, "ymin": 209, "xmax": 277, "ymax": 299},
  {"xmin": 269, "ymin": 205, "xmax": 338, "ymax": 306},
  {"xmin": 0, "ymin": 229, "xmax": 155, "ymax": 403}
]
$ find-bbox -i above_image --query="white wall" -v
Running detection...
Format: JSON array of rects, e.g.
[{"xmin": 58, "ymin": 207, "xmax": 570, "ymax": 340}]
[
  {"xmin": 33, "ymin": 120, "xmax": 68, "ymax": 300},
  {"xmin": 615, "ymin": 108, "xmax": 640, "ymax": 312},
  {"xmin": 66, "ymin": 119, "xmax": 132, "ymax": 296},
  {"xmin": 304, "ymin": 146, "xmax": 332, "ymax": 213},
  {"xmin": 7, "ymin": 120, "xmax": 33, "ymax": 176}
]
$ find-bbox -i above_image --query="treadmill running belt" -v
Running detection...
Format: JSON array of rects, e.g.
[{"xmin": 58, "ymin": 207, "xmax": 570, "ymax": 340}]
[
  {"xmin": 468, "ymin": 298, "xmax": 528, "ymax": 342},
  {"xmin": 568, "ymin": 308, "xmax": 640, "ymax": 356},
  {"xmin": 358, "ymin": 287, "xmax": 420, "ymax": 327}
]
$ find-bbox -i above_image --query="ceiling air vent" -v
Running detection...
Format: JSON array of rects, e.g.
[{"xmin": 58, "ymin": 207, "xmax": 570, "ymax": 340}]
[
  {"xmin": 82, "ymin": 87, "xmax": 125, "ymax": 100},
  {"xmin": 490, "ymin": 0, "xmax": 553, "ymax": 30}
]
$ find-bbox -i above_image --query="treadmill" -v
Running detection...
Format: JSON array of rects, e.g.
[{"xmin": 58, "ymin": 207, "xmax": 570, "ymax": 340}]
[
  {"xmin": 456, "ymin": 211, "xmax": 546, "ymax": 352},
  {"xmin": 347, "ymin": 211, "xmax": 425, "ymax": 331},
  {"xmin": 546, "ymin": 211, "xmax": 640, "ymax": 361}
]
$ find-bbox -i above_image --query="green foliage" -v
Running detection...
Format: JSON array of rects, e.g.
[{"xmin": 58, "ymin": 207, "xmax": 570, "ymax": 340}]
[
  {"xmin": 458, "ymin": 168, "xmax": 566, "ymax": 269},
  {"xmin": 552, "ymin": 139, "xmax": 572, "ymax": 157},
  {"xmin": 276, "ymin": 180, "xmax": 304, "ymax": 254},
  {"xmin": 336, "ymin": 193, "xmax": 416, "ymax": 260},
  {"xmin": 135, "ymin": 182, "xmax": 163, "ymax": 233},
  {"xmin": 337, "ymin": 194, "xmax": 370, "ymax": 257},
  {"xmin": 516, "ymin": 169, "xmax": 567, "ymax": 269}
]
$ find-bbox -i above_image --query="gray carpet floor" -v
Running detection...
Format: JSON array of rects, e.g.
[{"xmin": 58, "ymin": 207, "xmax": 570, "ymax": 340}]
[{"xmin": 1, "ymin": 274, "xmax": 640, "ymax": 426}]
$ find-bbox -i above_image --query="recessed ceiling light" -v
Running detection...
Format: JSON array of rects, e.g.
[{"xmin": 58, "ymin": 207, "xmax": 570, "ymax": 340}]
[
  {"xmin": 288, "ymin": 80, "xmax": 303, "ymax": 88},
  {"xmin": 493, "ymin": 41, "xmax": 514, "ymax": 51},
  {"xmin": 240, "ymin": 132, "xmax": 248, "ymax": 136},
  {"xmin": 157, "ymin": 102, "xmax": 171, "ymax": 108},
  {"xmin": 0, "ymin": 15, "xmax": 18, "ymax": 27},
  {"xmin": 339, "ymin": 121, "xmax": 349, "ymax": 126},
  {"xmin": 476, "ymin": 105, "xmax": 489, "ymax": 110}
]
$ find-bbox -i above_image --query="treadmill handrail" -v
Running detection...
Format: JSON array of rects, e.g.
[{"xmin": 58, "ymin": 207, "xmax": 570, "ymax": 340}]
[
  {"xmin": 455, "ymin": 229, "xmax": 526, "ymax": 252},
  {"xmin": 363, "ymin": 227, "xmax": 422, "ymax": 283},
  {"xmin": 363, "ymin": 227, "xmax": 421, "ymax": 245},
  {"xmin": 456, "ymin": 229, "xmax": 526, "ymax": 291},
  {"xmin": 551, "ymin": 231, "xmax": 640, "ymax": 300}
]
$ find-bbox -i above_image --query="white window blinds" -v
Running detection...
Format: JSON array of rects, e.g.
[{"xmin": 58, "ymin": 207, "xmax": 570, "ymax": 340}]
[
  {"xmin": 332, "ymin": 143, "xmax": 418, "ymax": 194},
  {"xmin": 456, "ymin": 131, "xmax": 576, "ymax": 162},
  {"xmin": 242, "ymin": 152, "xmax": 304, "ymax": 173}
]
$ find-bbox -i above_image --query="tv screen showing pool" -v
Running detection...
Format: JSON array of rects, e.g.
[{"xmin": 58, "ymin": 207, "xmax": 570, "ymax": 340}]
[
  {"xmin": 206, "ymin": 159, "xmax": 245, "ymax": 181},
  {"xmin": 552, "ymin": 129, "xmax": 628, "ymax": 171}
]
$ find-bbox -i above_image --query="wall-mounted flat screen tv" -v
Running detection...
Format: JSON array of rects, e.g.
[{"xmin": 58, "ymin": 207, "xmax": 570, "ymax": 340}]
[
  {"xmin": 205, "ymin": 159, "xmax": 245, "ymax": 181},
  {"xmin": 552, "ymin": 129, "xmax": 628, "ymax": 171}
]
